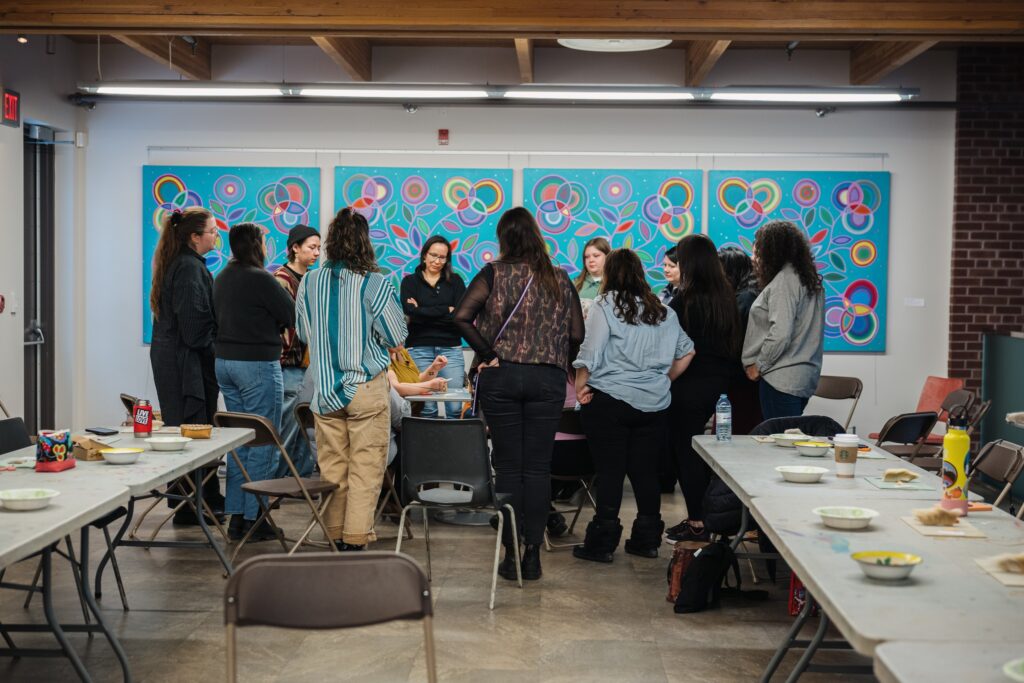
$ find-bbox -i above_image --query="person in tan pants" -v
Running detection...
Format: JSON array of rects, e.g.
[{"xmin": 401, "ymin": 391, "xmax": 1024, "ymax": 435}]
[{"xmin": 295, "ymin": 208, "xmax": 408, "ymax": 551}]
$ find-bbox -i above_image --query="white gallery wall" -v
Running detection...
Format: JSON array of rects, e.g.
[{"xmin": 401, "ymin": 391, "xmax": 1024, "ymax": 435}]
[{"xmin": 3, "ymin": 40, "xmax": 957, "ymax": 435}]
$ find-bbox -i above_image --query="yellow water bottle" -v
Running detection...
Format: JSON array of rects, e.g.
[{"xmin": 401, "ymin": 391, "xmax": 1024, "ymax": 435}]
[{"xmin": 940, "ymin": 416, "xmax": 970, "ymax": 516}]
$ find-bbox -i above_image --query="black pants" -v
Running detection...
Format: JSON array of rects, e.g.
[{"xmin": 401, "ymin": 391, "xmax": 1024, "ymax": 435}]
[
  {"xmin": 478, "ymin": 362, "xmax": 565, "ymax": 545},
  {"xmin": 670, "ymin": 373, "xmax": 729, "ymax": 522},
  {"xmin": 581, "ymin": 389, "xmax": 666, "ymax": 521}
]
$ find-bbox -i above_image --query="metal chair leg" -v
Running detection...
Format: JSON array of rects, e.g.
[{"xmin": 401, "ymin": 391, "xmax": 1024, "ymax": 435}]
[
  {"xmin": 490, "ymin": 510, "xmax": 504, "ymax": 610},
  {"xmin": 423, "ymin": 506, "xmax": 432, "ymax": 582},
  {"xmin": 103, "ymin": 525, "xmax": 129, "ymax": 611}
]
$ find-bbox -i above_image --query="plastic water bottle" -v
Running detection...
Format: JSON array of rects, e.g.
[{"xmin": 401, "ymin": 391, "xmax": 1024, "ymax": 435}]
[{"xmin": 715, "ymin": 394, "xmax": 732, "ymax": 442}]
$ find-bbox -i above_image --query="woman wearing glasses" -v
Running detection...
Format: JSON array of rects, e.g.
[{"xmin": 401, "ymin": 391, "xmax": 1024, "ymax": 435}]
[{"xmin": 400, "ymin": 236, "xmax": 467, "ymax": 419}]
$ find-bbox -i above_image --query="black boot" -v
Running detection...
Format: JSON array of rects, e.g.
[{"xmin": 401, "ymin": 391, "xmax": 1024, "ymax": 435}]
[
  {"xmin": 624, "ymin": 514, "xmax": 666, "ymax": 558},
  {"xmin": 521, "ymin": 544, "xmax": 542, "ymax": 580},
  {"xmin": 572, "ymin": 518, "xmax": 623, "ymax": 563},
  {"xmin": 546, "ymin": 511, "xmax": 569, "ymax": 538},
  {"xmin": 228, "ymin": 514, "xmax": 247, "ymax": 541},
  {"xmin": 497, "ymin": 545, "xmax": 519, "ymax": 581}
]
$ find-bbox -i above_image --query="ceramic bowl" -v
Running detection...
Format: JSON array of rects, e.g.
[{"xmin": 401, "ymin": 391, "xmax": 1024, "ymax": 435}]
[
  {"xmin": 794, "ymin": 441, "xmax": 831, "ymax": 457},
  {"xmin": 814, "ymin": 506, "xmax": 879, "ymax": 530},
  {"xmin": 0, "ymin": 488, "xmax": 61, "ymax": 511},
  {"xmin": 100, "ymin": 447, "xmax": 144, "ymax": 465},
  {"xmin": 1003, "ymin": 657, "xmax": 1024, "ymax": 682},
  {"xmin": 771, "ymin": 433, "xmax": 806, "ymax": 448},
  {"xmin": 147, "ymin": 436, "xmax": 192, "ymax": 452},
  {"xmin": 850, "ymin": 551, "xmax": 922, "ymax": 580},
  {"xmin": 776, "ymin": 465, "xmax": 828, "ymax": 483}
]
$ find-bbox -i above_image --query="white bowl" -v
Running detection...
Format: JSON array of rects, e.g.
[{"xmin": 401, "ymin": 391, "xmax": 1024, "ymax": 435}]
[
  {"xmin": 100, "ymin": 447, "xmax": 143, "ymax": 465},
  {"xmin": 771, "ymin": 433, "xmax": 805, "ymax": 448},
  {"xmin": 794, "ymin": 441, "xmax": 830, "ymax": 457},
  {"xmin": 776, "ymin": 465, "xmax": 828, "ymax": 483},
  {"xmin": 1003, "ymin": 657, "xmax": 1024, "ymax": 682},
  {"xmin": 0, "ymin": 488, "xmax": 61, "ymax": 511},
  {"xmin": 851, "ymin": 551, "xmax": 922, "ymax": 580},
  {"xmin": 814, "ymin": 506, "xmax": 879, "ymax": 530},
  {"xmin": 147, "ymin": 436, "xmax": 192, "ymax": 452}
]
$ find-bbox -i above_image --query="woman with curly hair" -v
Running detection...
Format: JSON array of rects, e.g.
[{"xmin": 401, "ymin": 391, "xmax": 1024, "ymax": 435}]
[
  {"xmin": 572, "ymin": 249, "xmax": 694, "ymax": 563},
  {"xmin": 296, "ymin": 207, "xmax": 407, "ymax": 551},
  {"xmin": 742, "ymin": 220, "xmax": 825, "ymax": 420}
]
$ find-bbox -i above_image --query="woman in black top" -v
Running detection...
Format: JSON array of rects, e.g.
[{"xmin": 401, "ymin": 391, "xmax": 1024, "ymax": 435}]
[
  {"xmin": 213, "ymin": 222, "xmax": 295, "ymax": 541},
  {"xmin": 400, "ymin": 236, "xmax": 466, "ymax": 419},
  {"xmin": 149, "ymin": 207, "xmax": 224, "ymax": 523},
  {"xmin": 719, "ymin": 246, "xmax": 763, "ymax": 435},
  {"xmin": 667, "ymin": 234, "xmax": 740, "ymax": 543}
]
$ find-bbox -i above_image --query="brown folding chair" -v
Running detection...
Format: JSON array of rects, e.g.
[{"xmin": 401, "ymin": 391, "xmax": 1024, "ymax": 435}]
[
  {"xmin": 224, "ymin": 552, "xmax": 436, "ymax": 683},
  {"xmin": 295, "ymin": 401, "xmax": 411, "ymax": 541},
  {"xmin": 967, "ymin": 440, "xmax": 1024, "ymax": 511},
  {"xmin": 812, "ymin": 376, "xmax": 863, "ymax": 432},
  {"xmin": 875, "ymin": 411, "xmax": 939, "ymax": 464},
  {"xmin": 213, "ymin": 412, "xmax": 339, "ymax": 563}
]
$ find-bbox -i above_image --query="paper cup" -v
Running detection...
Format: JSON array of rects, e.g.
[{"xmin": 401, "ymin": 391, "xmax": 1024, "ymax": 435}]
[{"xmin": 833, "ymin": 434, "xmax": 859, "ymax": 479}]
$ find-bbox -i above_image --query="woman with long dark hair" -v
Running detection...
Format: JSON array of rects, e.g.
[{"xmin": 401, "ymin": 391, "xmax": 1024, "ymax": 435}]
[
  {"xmin": 666, "ymin": 234, "xmax": 741, "ymax": 543},
  {"xmin": 149, "ymin": 206, "xmax": 225, "ymax": 524},
  {"xmin": 296, "ymin": 208, "xmax": 407, "ymax": 550},
  {"xmin": 742, "ymin": 221, "xmax": 825, "ymax": 420},
  {"xmin": 719, "ymin": 245, "xmax": 763, "ymax": 435},
  {"xmin": 454, "ymin": 207, "xmax": 584, "ymax": 581},
  {"xmin": 400, "ymin": 235, "xmax": 466, "ymax": 419},
  {"xmin": 572, "ymin": 249, "xmax": 694, "ymax": 563},
  {"xmin": 213, "ymin": 222, "xmax": 295, "ymax": 541}
]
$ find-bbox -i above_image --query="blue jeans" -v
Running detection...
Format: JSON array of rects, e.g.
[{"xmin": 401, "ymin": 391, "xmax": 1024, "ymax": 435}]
[
  {"xmin": 216, "ymin": 359, "xmax": 283, "ymax": 520},
  {"xmin": 759, "ymin": 378, "xmax": 810, "ymax": 421},
  {"xmin": 277, "ymin": 366, "xmax": 314, "ymax": 478},
  {"xmin": 407, "ymin": 345, "xmax": 466, "ymax": 419}
]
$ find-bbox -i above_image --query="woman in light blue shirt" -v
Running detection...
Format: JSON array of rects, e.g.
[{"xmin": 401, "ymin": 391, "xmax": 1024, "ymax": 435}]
[{"xmin": 572, "ymin": 249, "xmax": 695, "ymax": 563}]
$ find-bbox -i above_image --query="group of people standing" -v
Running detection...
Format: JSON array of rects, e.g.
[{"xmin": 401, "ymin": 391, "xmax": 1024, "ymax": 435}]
[{"xmin": 148, "ymin": 200, "xmax": 824, "ymax": 579}]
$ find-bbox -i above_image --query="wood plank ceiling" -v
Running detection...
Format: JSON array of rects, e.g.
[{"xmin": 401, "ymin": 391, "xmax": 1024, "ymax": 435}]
[{"xmin": 5, "ymin": 1, "xmax": 1023, "ymax": 86}]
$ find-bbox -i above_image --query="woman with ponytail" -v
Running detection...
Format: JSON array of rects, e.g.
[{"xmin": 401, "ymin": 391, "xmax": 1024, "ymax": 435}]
[{"xmin": 149, "ymin": 207, "xmax": 225, "ymax": 523}]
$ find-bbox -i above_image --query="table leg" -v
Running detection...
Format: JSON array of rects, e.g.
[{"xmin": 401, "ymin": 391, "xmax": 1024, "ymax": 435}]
[
  {"xmin": 40, "ymin": 546, "xmax": 92, "ymax": 682},
  {"xmin": 760, "ymin": 593, "xmax": 814, "ymax": 682},
  {"xmin": 95, "ymin": 497, "xmax": 135, "ymax": 600},
  {"xmin": 193, "ymin": 468, "xmax": 233, "ymax": 575},
  {"xmin": 76, "ymin": 528, "xmax": 134, "ymax": 683},
  {"xmin": 730, "ymin": 505, "xmax": 751, "ymax": 552},
  {"xmin": 784, "ymin": 599, "xmax": 829, "ymax": 683}
]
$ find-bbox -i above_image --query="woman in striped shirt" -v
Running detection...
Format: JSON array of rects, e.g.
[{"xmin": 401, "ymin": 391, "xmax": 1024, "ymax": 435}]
[{"xmin": 296, "ymin": 208, "xmax": 407, "ymax": 551}]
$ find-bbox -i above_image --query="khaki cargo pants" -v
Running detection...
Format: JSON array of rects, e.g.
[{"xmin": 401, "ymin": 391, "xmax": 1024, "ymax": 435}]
[{"xmin": 313, "ymin": 372, "xmax": 390, "ymax": 545}]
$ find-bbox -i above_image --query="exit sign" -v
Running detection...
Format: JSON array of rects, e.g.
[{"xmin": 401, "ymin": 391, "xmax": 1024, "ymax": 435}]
[{"xmin": 2, "ymin": 89, "xmax": 20, "ymax": 128}]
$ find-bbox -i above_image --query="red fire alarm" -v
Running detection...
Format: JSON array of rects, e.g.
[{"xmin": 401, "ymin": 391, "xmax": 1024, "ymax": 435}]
[{"xmin": 437, "ymin": 129, "xmax": 449, "ymax": 146}]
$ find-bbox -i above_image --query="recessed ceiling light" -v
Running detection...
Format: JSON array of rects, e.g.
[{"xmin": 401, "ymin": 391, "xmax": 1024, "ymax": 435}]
[
  {"xmin": 557, "ymin": 38, "xmax": 672, "ymax": 53},
  {"xmin": 17, "ymin": 34, "xmax": 29, "ymax": 44}
]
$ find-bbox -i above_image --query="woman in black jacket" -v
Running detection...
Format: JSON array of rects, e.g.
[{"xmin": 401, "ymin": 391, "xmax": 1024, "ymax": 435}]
[
  {"xmin": 400, "ymin": 236, "xmax": 466, "ymax": 419},
  {"xmin": 149, "ymin": 207, "xmax": 224, "ymax": 524},
  {"xmin": 213, "ymin": 223, "xmax": 295, "ymax": 541},
  {"xmin": 666, "ymin": 235, "xmax": 741, "ymax": 543}
]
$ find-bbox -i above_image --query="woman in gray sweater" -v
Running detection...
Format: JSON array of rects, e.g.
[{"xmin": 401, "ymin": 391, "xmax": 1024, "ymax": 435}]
[{"xmin": 742, "ymin": 221, "xmax": 825, "ymax": 420}]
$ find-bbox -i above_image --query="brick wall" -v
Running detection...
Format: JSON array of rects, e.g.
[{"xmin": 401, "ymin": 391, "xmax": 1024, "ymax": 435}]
[{"xmin": 949, "ymin": 46, "xmax": 1024, "ymax": 392}]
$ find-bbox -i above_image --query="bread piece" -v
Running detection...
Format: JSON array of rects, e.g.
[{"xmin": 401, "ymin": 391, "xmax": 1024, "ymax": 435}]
[
  {"xmin": 783, "ymin": 428, "xmax": 806, "ymax": 436},
  {"xmin": 180, "ymin": 424, "xmax": 212, "ymax": 439},
  {"xmin": 913, "ymin": 506, "xmax": 961, "ymax": 526},
  {"xmin": 996, "ymin": 554, "xmax": 1024, "ymax": 574},
  {"xmin": 883, "ymin": 468, "xmax": 920, "ymax": 483}
]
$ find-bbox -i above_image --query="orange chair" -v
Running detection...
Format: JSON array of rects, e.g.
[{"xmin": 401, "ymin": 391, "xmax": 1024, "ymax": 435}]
[{"xmin": 870, "ymin": 376, "xmax": 966, "ymax": 440}]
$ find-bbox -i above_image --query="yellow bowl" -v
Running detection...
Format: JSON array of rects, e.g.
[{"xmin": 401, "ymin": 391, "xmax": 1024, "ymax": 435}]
[{"xmin": 851, "ymin": 551, "xmax": 922, "ymax": 580}]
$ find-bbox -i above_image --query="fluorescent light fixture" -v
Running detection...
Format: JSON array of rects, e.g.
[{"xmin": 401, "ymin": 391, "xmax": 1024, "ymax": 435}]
[
  {"xmin": 296, "ymin": 86, "xmax": 489, "ymax": 99},
  {"xmin": 557, "ymin": 38, "xmax": 672, "ymax": 53},
  {"xmin": 91, "ymin": 84, "xmax": 284, "ymax": 97},
  {"xmin": 708, "ymin": 88, "xmax": 915, "ymax": 103},
  {"xmin": 504, "ymin": 87, "xmax": 695, "ymax": 102}
]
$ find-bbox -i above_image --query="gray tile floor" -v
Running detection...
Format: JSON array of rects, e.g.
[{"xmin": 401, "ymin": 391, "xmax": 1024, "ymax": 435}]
[{"xmin": 0, "ymin": 488, "xmax": 872, "ymax": 682}]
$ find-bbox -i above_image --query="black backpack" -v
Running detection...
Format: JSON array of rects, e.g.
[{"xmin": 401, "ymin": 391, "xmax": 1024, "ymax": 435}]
[{"xmin": 673, "ymin": 541, "xmax": 740, "ymax": 614}]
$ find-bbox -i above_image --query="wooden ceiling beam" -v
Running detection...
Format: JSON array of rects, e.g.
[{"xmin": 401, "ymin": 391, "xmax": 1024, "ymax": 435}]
[
  {"xmin": 312, "ymin": 36, "xmax": 371, "ymax": 81},
  {"xmin": 4, "ymin": 1, "xmax": 1024, "ymax": 38},
  {"xmin": 685, "ymin": 39, "xmax": 730, "ymax": 86},
  {"xmin": 850, "ymin": 40, "xmax": 938, "ymax": 84},
  {"xmin": 514, "ymin": 38, "xmax": 534, "ymax": 83},
  {"xmin": 112, "ymin": 34, "xmax": 211, "ymax": 80}
]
